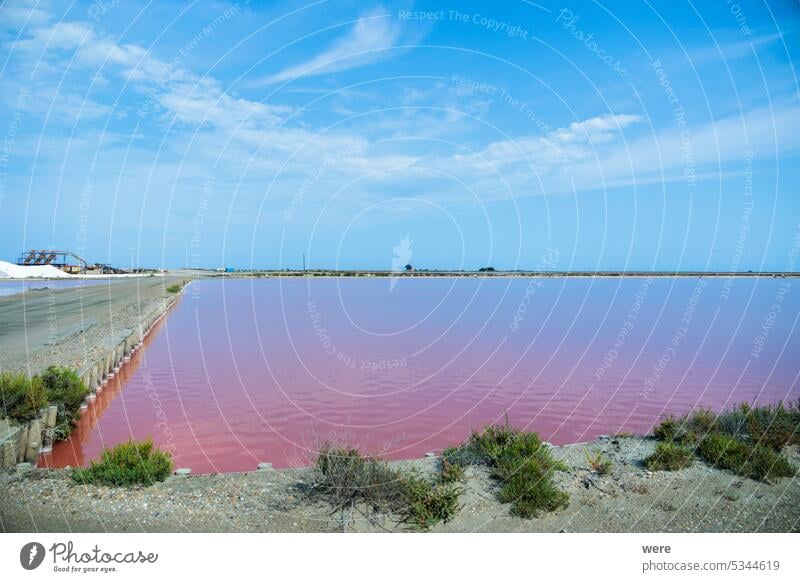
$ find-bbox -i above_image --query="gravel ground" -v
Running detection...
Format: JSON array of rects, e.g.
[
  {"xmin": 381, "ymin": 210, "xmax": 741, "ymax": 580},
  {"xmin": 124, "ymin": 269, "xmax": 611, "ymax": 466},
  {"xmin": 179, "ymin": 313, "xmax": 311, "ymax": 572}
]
[
  {"xmin": 0, "ymin": 275, "xmax": 187, "ymax": 375},
  {"xmin": 2, "ymin": 437, "xmax": 798, "ymax": 533}
]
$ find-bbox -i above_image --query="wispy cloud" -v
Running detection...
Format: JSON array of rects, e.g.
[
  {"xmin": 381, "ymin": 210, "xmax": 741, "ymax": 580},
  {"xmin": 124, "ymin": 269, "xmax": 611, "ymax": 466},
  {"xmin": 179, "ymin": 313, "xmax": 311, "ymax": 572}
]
[
  {"xmin": 431, "ymin": 104, "xmax": 800, "ymax": 201},
  {"xmin": 3, "ymin": 2, "xmax": 797, "ymax": 216},
  {"xmin": 257, "ymin": 8, "xmax": 402, "ymax": 84},
  {"xmin": 0, "ymin": 0, "xmax": 51, "ymax": 29},
  {"xmin": 569, "ymin": 102, "xmax": 800, "ymax": 188},
  {"xmin": 551, "ymin": 114, "xmax": 643, "ymax": 144},
  {"xmin": 689, "ymin": 31, "xmax": 786, "ymax": 65},
  {"xmin": 8, "ymin": 13, "xmax": 291, "ymax": 133},
  {"xmin": 446, "ymin": 113, "xmax": 644, "ymax": 178}
]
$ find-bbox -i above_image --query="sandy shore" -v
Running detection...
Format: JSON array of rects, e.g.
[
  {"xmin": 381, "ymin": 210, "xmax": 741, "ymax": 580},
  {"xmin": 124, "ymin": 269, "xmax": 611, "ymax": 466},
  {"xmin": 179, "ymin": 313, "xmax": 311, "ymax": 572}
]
[
  {"xmin": 2, "ymin": 436, "xmax": 798, "ymax": 533},
  {"xmin": 0, "ymin": 275, "xmax": 187, "ymax": 375}
]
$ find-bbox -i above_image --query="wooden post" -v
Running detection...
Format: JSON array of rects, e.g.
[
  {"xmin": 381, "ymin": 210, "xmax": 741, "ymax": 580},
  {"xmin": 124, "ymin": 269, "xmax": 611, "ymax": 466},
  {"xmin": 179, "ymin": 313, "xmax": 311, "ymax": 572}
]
[{"xmin": 25, "ymin": 419, "xmax": 42, "ymax": 462}]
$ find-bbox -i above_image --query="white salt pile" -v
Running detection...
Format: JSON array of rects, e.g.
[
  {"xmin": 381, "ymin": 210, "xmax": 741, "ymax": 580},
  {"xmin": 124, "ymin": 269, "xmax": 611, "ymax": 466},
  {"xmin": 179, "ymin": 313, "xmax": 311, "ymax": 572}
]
[{"xmin": 0, "ymin": 260, "xmax": 72, "ymax": 279}]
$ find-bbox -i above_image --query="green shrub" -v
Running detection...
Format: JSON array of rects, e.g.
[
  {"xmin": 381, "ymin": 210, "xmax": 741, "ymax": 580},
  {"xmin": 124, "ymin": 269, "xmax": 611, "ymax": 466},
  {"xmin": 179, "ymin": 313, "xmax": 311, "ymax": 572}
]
[
  {"xmin": 653, "ymin": 416, "xmax": 678, "ymax": 441},
  {"xmin": 493, "ymin": 451, "xmax": 569, "ymax": 518},
  {"xmin": 399, "ymin": 472, "xmax": 462, "ymax": 529},
  {"xmin": 0, "ymin": 372, "xmax": 47, "ymax": 422},
  {"xmin": 644, "ymin": 442, "xmax": 694, "ymax": 471},
  {"xmin": 444, "ymin": 423, "xmax": 569, "ymax": 518},
  {"xmin": 72, "ymin": 439, "xmax": 173, "ymax": 487},
  {"xmin": 470, "ymin": 423, "xmax": 522, "ymax": 464},
  {"xmin": 1, "ymin": 367, "xmax": 89, "ymax": 438},
  {"xmin": 654, "ymin": 402, "xmax": 800, "ymax": 451},
  {"xmin": 743, "ymin": 401, "xmax": 800, "ymax": 451},
  {"xmin": 745, "ymin": 444, "xmax": 796, "ymax": 482},
  {"xmin": 439, "ymin": 458, "xmax": 466, "ymax": 483},
  {"xmin": 40, "ymin": 366, "xmax": 89, "ymax": 438},
  {"xmin": 689, "ymin": 408, "xmax": 717, "ymax": 433},
  {"xmin": 441, "ymin": 442, "xmax": 483, "ymax": 468},
  {"xmin": 165, "ymin": 284, "xmax": 182, "ymax": 294},
  {"xmin": 713, "ymin": 403, "xmax": 751, "ymax": 439},
  {"xmin": 697, "ymin": 433, "xmax": 794, "ymax": 483},
  {"xmin": 653, "ymin": 409, "xmax": 717, "ymax": 442},
  {"xmin": 585, "ymin": 449, "xmax": 613, "ymax": 475},
  {"xmin": 651, "ymin": 403, "xmax": 800, "ymax": 482},
  {"xmin": 311, "ymin": 445, "xmax": 461, "ymax": 530}
]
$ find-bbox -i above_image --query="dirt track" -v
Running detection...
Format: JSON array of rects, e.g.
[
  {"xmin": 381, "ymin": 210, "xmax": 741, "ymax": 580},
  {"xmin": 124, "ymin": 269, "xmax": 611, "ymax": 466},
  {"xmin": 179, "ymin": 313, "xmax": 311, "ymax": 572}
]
[{"xmin": 0, "ymin": 276, "xmax": 186, "ymax": 375}]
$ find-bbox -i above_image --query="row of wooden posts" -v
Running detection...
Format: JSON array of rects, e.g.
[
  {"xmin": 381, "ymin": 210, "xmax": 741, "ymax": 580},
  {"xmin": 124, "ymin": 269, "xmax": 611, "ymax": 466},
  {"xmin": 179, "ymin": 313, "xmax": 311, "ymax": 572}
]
[{"xmin": 0, "ymin": 291, "xmax": 184, "ymax": 469}]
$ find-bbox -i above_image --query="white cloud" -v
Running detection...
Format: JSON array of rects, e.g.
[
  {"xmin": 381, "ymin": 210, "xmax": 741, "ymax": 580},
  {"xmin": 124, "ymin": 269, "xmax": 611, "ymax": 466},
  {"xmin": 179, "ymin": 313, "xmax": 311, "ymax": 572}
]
[
  {"xmin": 4, "ymin": 9, "xmax": 424, "ymax": 202},
  {"xmin": 156, "ymin": 79, "xmax": 290, "ymax": 131},
  {"xmin": 569, "ymin": 102, "xmax": 800, "ymax": 189},
  {"xmin": 258, "ymin": 9, "xmax": 401, "ymax": 84},
  {"xmin": 4, "ymin": 5, "xmax": 798, "ymax": 219},
  {"xmin": 445, "ymin": 113, "xmax": 643, "ymax": 179},
  {"xmin": 432, "ymin": 104, "xmax": 800, "ymax": 201},
  {"xmin": 9, "ymin": 14, "xmax": 292, "ymax": 135},
  {"xmin": 551, "ymin": 114, "xmax": 643, "ymax": 144},
  {"xmin": 0, "ymin": 0, "xmax": 51, "ymax": 29}
]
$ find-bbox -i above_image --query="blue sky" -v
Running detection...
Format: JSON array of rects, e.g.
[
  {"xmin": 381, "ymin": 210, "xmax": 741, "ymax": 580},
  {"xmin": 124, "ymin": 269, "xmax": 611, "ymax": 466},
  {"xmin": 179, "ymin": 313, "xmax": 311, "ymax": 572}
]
[{"xmin": 1, "ymin": 0, "xmax": 798, "ymax": 270}]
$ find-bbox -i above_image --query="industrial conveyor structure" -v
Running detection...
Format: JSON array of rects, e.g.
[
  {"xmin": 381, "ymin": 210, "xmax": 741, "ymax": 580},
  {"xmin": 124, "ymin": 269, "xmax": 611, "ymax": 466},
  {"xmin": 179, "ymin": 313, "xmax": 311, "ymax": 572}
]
[{"xmin": 17, "ymin": 250, "xmax": 89, "ymax": 274}]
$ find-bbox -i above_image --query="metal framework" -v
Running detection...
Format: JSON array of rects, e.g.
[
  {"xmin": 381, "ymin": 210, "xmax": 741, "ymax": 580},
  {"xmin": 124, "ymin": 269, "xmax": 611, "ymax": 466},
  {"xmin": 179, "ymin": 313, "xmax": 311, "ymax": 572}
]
[{"xmin": 17, "ymin": 250, "xmax": 88, "ymax": 273}]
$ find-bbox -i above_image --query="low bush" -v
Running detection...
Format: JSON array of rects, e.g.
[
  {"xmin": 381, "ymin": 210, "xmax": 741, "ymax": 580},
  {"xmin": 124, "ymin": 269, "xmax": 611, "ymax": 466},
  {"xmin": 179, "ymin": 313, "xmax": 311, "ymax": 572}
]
[
  {"xmin": 1, "ymin": 367, "xmax": 89, "ymax": 439},
  {"xmin": 443, "ymin": 422, "xmax": 569, "ymax": 518},
  {"xmin": 697, "ymin": 433, "xmax": 795, "ymax": 483},
  {"xmin": 644, "ymin": 442, "xmax": 694, "ymax": 471},
  {"xmin": 712, "ymin": 403, "xmax": 751, "ymax": 439},
  {"xmin": 40, "ymin": 366, "xmax": 89, "ymax": 438},
  {"xmin": 651, "ymin": 403, "xmax": 799, "ymax": 482},
  {"xmin": 313, "ymin": 446, "xmax": 402, "ymax": 510},
  {"xmin": 399, "ymin": 472, "xmax": 462, "ymax": 529},
  {"xmin": 469, "ymin": 423, "xmax": 522, "ymax": 463},
  {"xmin": 653, "ymin": 402, "xmax": 800, "ymax": 450},
  {"xmin": 439, "ymin": 458, "xmax": 466, "ymax": 483},
  {"xmin": 585, "ymin": 449, "xmax": 613, "ymax": 475},
  {"xmin": 492, "ymin": 452, "xmax": 569, "ymax": 518},
  {"xmin": 0, "ymin": 372, "xmax": 47, "ymax": 422},
  {"xmin": 652, "ymin": 409, "xmax": 718, "ymax": 444},
  {"xmin": 652, "ymin": 415, "xmax": 678, "ymax": 442},
  {"xmin": 311, "ymin": 445, "xmax": 461, "ymax": 530},
  {"xmin": 72, "ymin": 439, "xmax": 173, "ymax": 487},
  {"xmin": 165, "ymin": 284, "xmax": 182, "ymax": 294},
  {"xmin": 441, "ymin": 442, "xmax": 484, "ymax": 468},
  {"xmin": 742, "ymin": 402, "xmax": 800, "ymax": 451}
]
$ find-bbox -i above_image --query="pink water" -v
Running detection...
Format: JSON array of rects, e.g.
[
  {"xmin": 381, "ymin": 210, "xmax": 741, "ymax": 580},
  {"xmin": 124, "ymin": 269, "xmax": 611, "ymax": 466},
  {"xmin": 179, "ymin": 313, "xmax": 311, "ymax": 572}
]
[{"xmin": 43, "ymin": 277, "xmax": 800, "ymax": 473}]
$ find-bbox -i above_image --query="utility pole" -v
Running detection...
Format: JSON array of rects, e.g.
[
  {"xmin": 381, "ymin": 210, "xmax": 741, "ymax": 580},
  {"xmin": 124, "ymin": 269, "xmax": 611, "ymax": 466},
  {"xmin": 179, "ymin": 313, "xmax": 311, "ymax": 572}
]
[{"xmin": 302, "ymin": 252, "xmax": 306, "ymax": 273}]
